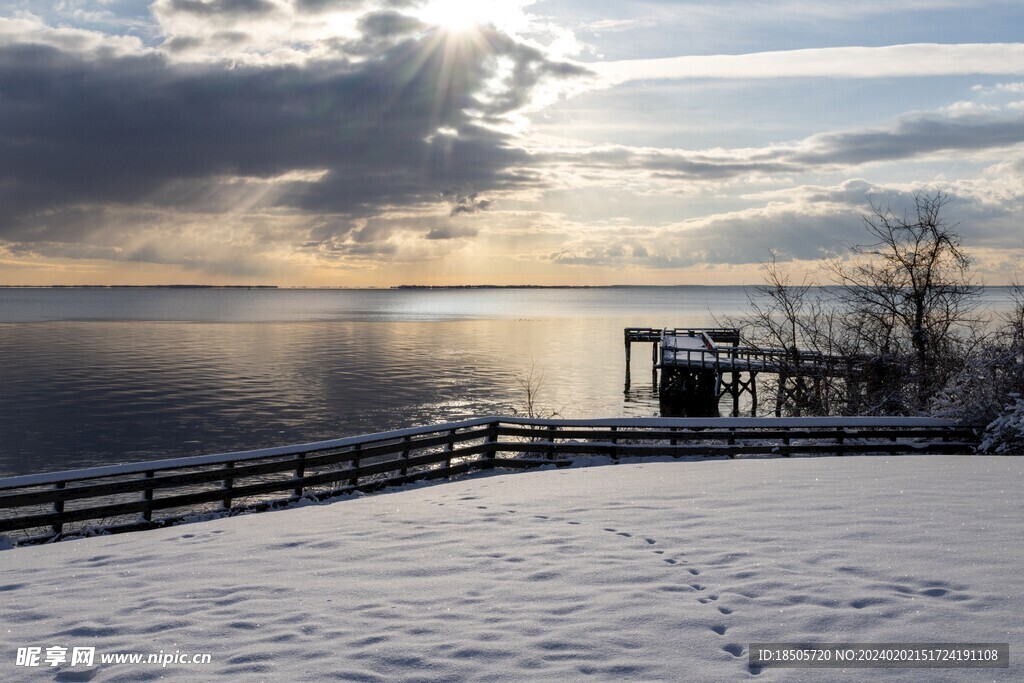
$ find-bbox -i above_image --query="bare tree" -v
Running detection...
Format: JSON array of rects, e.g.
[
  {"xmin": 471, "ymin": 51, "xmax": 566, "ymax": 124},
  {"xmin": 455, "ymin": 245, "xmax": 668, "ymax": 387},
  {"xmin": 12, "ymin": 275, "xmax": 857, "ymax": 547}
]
[
  {"xmin": 1000, "ymin": 279, "xmax": 1024, "ymax": 349},
  {"xmin": 723, "ymin": 254, "xmax": 848, "ymax": 415},
  {"xmin": 511, "ymin": 362, "xmax": 561, "ymax": 419},
  {"xmin": 830, "ymin": 190, "xmax": 981, "ymax": 411}
]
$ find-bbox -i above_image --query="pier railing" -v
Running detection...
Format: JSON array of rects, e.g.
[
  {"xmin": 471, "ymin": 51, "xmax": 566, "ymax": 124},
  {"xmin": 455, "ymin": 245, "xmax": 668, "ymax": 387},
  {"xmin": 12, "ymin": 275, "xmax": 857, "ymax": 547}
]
[
  {"xmin": 0, "ymin": 416, "xmax": 979, "ymax": 545},
  {"xmin": 626, "ymin": 326, "xmax": 875, "ymax": 376}
]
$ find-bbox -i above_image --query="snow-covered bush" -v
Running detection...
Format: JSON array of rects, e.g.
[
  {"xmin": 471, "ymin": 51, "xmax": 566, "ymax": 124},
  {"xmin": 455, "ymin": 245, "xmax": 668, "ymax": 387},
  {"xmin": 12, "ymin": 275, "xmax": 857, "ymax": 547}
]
[
  {"xmin": 929, "ymin": 345, "xmax": 1024, "ymax": 425},
  {"xmin": 979, "ymin": 395, "xmax": 1024, "ymax": 454}
]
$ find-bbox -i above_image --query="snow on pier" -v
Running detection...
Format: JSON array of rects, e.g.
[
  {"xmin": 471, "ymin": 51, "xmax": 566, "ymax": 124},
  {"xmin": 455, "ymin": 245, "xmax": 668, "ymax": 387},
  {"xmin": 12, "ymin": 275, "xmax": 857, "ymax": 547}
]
[{"xmin": 625, "ymin": 328, "xmax": 880, "ymax": 416}]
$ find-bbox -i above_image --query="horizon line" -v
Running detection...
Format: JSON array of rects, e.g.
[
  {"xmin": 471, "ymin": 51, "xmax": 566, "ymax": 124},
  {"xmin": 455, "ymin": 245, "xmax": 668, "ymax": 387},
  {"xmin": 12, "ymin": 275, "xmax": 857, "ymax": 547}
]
[{"xmin": 0, "ymin": 283, "xmax": 759, "ymax": 289}]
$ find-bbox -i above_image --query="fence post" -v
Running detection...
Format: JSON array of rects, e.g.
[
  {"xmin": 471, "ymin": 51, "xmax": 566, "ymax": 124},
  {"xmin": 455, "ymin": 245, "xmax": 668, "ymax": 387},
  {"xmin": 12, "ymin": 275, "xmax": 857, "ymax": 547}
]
[
  {"xmin": 223, "ymin": 462, "xmax": 235, "ymax": 509},
  {"xmin": 294, "ymin": 453, "xmax": 306, "ymax": 499},
  {"xmin": 624, "ymin": 332, "xmax": 633, "ymax": 392},
  {"xmin": 446, "ymin": 429, "xmax": 455, "ymax": 476},
  {"xmin": 143, "ymin": 471, "xmax": 155, "ymax": 522},
  {"xmin": 486, "ymin": 422, "xmax": 498, "ymax": 467},
  {"xmin": 349, "ymin": 444, "xmax": 361, "ymax": 489},
  {"xmin": 610, "ymin": 425, "xmax": 619, "ymax": 462},
  {"xmin": 836, "ymin": 429, "xmax": 846, "ymax": 457},
  {"xmin": 51, "ymin": 482, "xmax": 66, "ymax": 536},
  {"xmin": 401, "ymin": 435, "xmax": 412, "ymax": 478},
  {"xmin": 750, "ymin": 372, "xmax": 758, "ymax": 416},
  {"xmin": 546, "ymin": 425, "xmax": 556, "ymax": 460}
]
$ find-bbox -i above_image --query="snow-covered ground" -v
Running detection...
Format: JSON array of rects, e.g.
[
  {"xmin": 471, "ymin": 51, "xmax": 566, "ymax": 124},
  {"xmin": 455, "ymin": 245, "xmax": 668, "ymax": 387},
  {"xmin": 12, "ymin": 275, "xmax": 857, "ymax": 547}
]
[{"xmin": 2, "ymin": 456, "xmax": 1022, "ymax": 682}]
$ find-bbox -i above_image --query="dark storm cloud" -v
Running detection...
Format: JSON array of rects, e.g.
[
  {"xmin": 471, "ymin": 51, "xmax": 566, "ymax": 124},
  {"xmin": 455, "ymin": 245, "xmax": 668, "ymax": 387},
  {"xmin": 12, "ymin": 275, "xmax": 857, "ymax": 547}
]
[{"xmin": 0, "ymin": 25, "xmax": 588, "ymax": 247}]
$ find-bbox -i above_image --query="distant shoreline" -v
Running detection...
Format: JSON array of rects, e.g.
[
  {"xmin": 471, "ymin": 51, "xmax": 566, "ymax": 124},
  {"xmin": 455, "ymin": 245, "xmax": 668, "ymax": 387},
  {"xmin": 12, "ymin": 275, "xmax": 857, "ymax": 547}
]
[
  {"xmin": 1, "ymin": 284, "xmax": 1018, "ymax": 290},
  {"xmin": 0, "ymin": 284, "xmax": 280, "ymax": 289},
  {"xmin": 390, "ymin": 284, "xmax": 726, "ymax": 289},
  {"xmin": 0, "ymin": 284, "xmax": 738, "ymax": 290}
]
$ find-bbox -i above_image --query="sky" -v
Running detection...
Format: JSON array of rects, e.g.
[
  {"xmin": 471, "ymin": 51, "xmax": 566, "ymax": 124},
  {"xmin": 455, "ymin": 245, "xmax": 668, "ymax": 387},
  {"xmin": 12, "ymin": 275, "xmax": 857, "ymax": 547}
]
[{"xmin": 1, "ymin": 0, "xmax": 1023, "ymax": 286}]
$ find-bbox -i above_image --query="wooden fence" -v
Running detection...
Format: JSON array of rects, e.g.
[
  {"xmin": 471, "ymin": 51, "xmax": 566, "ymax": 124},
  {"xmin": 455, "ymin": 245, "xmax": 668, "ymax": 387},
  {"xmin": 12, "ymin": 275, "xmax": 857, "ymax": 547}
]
[{"xmin": 0, "ymin": 416, "xmax": 979, "ymax": 545}]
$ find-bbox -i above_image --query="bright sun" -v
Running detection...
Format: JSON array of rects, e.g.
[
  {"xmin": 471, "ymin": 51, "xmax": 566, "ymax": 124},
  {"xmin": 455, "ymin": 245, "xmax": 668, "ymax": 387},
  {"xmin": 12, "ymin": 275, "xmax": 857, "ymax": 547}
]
[
  {"xmin": 422, "ymin": 1, "xmax": 477, "ymax": 33},
  {"xmin": 418, "ymin": 0, "xmax": 530, "ymax": 35}
]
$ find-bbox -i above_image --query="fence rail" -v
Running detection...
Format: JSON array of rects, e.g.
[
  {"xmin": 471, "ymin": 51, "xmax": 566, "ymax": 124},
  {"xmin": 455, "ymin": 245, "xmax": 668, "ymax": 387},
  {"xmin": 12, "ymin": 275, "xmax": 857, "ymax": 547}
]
[{"xmin": 0, "ymin": 416, "xmax": 980, "ymax": 545}]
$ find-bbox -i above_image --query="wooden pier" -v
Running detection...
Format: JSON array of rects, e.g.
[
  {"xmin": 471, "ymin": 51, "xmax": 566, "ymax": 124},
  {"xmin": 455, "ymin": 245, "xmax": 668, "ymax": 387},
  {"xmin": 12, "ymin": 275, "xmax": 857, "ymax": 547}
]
[{"xmin": 625, "ymin": 327, "xmax": 874, "ymax": 417}]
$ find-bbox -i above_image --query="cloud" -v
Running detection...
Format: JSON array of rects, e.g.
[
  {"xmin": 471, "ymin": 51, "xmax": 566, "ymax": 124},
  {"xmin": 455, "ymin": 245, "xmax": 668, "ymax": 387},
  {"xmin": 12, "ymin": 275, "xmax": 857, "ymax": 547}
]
[
  {"xmin": 5, "ymin": 8, "xmax": 1024, "ymax": 283},
  {"xmin": 292, "ymin": 0, "xmax": 367, "ymax": 13},
  {"xmin": 972, "ymin": 82, "xmax": 1024, "ymax": 96},
  {"xmin": 547, "ymin": 204, "xmax": 856, "ymax": 270},
  {"xmin": 0, "ymin": 15, "xmax": 148, "ymax": 58},
  {"xmin": 293, "ymin": 0, "xmax": 417, "ymax": 12},
  {"xmin": 441, "ymin": 190, "xmax": 492, "ymax": 215},
  {"xmin": 793, "ymin": 110, "xmax": 1024, "ymax": 167},
  {"xmin": 425, "ymin": 225, "xmax": 479, "ymax": 239},
  {"xmin": 0, "ymin": 19, "xmax": 586, "ymax": 264},
  {"xmin": 540, "ymin": 104, "xmax": 1024, "ymax": 188},
  {"xmin": 541, "ymin": 174, "xmax": 1024, "ymax": 273},
  {"xmin": 165, "ymin": 0, "xmax": 279, "ymax": 18},
  {"xmin": 593, "ymin": 43, "xmax": 1024, "ymax": 84},
  {"xmin": 149, "ymin": 0, "xmax": 436, "ymax": 64},
  {"xmin": 358, "ymin": 9, "xmax": 425, "ymax": 37}
]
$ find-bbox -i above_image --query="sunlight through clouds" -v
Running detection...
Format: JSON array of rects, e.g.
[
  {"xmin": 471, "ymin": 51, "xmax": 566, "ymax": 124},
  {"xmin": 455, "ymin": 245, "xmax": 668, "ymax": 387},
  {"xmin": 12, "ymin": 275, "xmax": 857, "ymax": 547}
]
[
  {"xmin": 417, "ymin": 0, "xmax": 530, "ymax": 35},
  {"xmin": 2, "ymin": 1, "xmax": 1024, "ymax": 284}
]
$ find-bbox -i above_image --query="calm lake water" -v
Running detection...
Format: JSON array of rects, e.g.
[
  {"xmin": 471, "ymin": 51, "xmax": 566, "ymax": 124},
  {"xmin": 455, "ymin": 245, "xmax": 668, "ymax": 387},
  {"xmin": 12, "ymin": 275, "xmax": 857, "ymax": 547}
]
[{"xmin": 0, "ymin": 287, "xmax": 1016, "ymax": 477}]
